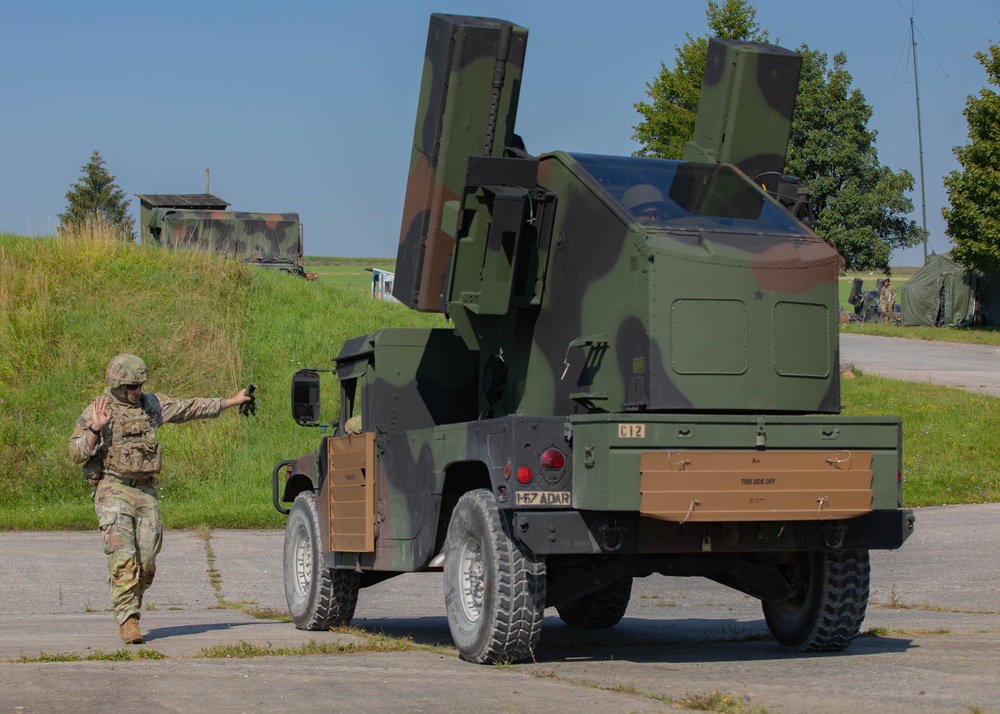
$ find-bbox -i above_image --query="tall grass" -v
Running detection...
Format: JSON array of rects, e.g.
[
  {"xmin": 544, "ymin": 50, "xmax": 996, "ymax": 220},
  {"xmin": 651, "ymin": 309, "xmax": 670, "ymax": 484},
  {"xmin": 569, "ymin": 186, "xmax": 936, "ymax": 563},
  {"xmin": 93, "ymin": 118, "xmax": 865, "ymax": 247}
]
[{"xmin": 0, "ymin": 228, "xmax": 441, "ymax": 529}]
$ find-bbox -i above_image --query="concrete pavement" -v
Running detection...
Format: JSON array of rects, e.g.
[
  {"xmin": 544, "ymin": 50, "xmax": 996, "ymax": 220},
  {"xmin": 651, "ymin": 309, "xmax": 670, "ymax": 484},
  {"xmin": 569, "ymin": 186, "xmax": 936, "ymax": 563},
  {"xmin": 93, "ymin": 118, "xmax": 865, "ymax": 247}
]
[
  {"xmin": 2, "ymin": 506, "xmax": 1000, "ymax": 713},
  {"xmin": 840, "ymin": 332, "xmax": 1000, "ymax": 397}
]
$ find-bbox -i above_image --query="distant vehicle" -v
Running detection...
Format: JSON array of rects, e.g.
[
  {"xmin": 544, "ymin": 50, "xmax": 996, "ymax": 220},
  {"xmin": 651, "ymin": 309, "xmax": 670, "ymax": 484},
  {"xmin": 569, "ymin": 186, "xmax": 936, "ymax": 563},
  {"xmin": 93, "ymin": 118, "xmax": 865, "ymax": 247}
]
[
  {"xmin": 367, "ymin": 268, "xmax": 401, "ymax": 303},
  {"xmin": 271, "ymin": 14, "xmax": 913, "ymax": 665},
  {"xmin": 136, "ymin": 193, "xmax": 315, "ymax": 279}
]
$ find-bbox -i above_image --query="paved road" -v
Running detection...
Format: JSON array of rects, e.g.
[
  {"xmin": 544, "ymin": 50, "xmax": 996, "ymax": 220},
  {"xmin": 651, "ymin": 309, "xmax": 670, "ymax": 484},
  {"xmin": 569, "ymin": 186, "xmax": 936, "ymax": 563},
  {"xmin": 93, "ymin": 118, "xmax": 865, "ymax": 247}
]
[
  {"xmin": 841, "ymin": 333, "xmax": 1000, "ymax": 397},
  {"xmin": 2, "ymin": 504, "xmax": 999, "ymax": 713}
]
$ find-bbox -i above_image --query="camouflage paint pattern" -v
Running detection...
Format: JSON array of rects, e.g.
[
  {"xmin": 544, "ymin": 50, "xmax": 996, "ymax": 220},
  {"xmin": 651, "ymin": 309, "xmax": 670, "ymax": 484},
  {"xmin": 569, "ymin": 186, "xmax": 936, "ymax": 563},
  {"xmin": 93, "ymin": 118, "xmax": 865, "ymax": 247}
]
[
  {"xmin": 682, "ymin": 38, "xmax": 802, "ymax": 182},
  {"xmin": 277, "ymin": 15, "xmax": 910, "ymax": 583},
  {"xmin": 145, "ymin": 208, "xmax": 308, "ymax": 276},
  {"xmin": 395, "ymin": 14, "xmax": 528, "ymax": 311}
]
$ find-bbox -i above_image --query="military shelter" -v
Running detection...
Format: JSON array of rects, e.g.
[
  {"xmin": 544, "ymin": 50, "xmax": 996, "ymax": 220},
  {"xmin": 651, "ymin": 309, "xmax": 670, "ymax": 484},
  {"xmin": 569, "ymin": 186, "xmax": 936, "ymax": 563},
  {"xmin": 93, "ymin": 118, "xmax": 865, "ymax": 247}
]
[
  {"xmin": 136, "ymin": 194, "xmax": 230, "ymax": 244},
  {"xmin": 900, "ymin": 252, "xmax": 1000, "ymax": 327},
  {"xmin": 135, "ymin": 193, "xmax": 311, "ymax": 278}
]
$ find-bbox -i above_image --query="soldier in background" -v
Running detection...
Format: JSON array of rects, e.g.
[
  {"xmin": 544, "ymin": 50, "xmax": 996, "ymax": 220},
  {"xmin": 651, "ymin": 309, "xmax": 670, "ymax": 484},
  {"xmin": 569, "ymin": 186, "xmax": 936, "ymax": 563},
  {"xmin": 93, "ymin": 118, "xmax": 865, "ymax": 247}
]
[
  {"xmin": 879, "ymin": 278, "xmax": 897, "ymax": 323},
  {"xmin": 68, "ymin": 354, "xmax": 252, "ymax": 645}
]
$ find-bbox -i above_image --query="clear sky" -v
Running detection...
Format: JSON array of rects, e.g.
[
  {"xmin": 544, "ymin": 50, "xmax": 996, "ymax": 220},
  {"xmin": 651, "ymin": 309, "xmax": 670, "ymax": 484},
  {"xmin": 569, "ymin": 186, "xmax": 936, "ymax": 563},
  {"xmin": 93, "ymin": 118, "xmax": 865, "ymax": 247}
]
[{"xmin": 1, "ymin": 1, "xmax": 996, "ymax": 266}]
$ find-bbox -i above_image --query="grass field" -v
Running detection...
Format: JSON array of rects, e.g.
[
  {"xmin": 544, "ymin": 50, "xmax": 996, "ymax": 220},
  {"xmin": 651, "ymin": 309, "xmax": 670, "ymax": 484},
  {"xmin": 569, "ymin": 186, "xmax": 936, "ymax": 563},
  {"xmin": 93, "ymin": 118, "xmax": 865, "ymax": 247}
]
[
  {"xmin": 1, "ymin": 232, "xmax": 996, "ymax": 530},
  {"xmin": 304, "ymin": 258, "xmax": 395, "ymax": 293}
]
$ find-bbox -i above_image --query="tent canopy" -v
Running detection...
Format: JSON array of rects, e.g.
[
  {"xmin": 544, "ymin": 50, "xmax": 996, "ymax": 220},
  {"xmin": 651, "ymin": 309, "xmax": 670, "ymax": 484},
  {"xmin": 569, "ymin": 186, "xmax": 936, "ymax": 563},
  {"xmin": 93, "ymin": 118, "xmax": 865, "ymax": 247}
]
[{"xmin": 900, "ymin": 253, "xmax": 1000, "ymax": 327}]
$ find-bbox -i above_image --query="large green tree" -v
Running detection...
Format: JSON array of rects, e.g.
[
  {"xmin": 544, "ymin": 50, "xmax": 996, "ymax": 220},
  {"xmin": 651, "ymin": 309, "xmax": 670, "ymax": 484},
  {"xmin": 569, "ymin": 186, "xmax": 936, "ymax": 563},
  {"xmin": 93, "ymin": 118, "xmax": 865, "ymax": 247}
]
[
  {"xmin": 784, "ymin": 48, "xmax": 923, "ymax": 271},
  {"xmin": 942, "ymin": 42, "xmax": 1000, "ymax": 273},
  {"xmin": 631, "ymin": 1, "xmax": 923, "ymax": 271},
  {"xmin": 58, "ymin": 150, "xmax": 135, "ymax": 240},
  {"xmin": 632, "ymin": 0, "xmax": 767, "ymax": 159}
]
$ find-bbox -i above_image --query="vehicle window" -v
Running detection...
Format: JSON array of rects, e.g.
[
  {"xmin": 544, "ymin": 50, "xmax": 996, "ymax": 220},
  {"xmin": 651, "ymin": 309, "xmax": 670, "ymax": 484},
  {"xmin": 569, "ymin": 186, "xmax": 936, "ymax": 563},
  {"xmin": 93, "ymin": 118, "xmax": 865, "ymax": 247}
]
[{"xmin": 570, "ymin": 153, "xmax": 810, "ymax": 236}]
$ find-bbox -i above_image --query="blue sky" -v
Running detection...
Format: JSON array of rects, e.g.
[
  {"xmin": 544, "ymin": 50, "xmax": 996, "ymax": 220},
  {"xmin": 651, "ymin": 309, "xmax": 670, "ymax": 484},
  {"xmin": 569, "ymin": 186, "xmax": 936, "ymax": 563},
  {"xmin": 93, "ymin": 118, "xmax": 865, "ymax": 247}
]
[{"xmin": 1, "ymin": 1, "xmax": 996, "ymax": 266}]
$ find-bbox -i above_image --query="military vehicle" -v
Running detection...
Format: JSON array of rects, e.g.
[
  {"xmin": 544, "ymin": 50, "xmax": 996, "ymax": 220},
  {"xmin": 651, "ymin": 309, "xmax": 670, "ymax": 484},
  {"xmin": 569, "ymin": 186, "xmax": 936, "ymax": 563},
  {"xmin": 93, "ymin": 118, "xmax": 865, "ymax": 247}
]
[
  {"xmin": 136, "ymin": 193, "xmax": 314, "ymax": 278},
  {"xmin": 271, "ymin": 14, "xmax": 914, "ymax": 664}
]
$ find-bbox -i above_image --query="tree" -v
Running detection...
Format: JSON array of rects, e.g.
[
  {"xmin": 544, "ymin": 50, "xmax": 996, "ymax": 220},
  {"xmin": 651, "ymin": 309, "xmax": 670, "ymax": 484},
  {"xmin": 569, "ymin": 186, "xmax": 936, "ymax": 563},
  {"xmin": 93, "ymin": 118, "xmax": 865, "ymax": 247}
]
[
  {"xmin": 631, "ymin": 2, "xmax": 923, "ymax": 272},
  {"xmin": 784, "ymin": 48, "xmax": 924, "ymax": 271},
  {"xmin": 632, "ymin": 0, "xmax": 767, "ymax": 159},
  {"xmin": 943, "ymin": 42, "xmax": 1000, "ymax": 274},
  {"xmin": 58, "ymin": 150, "xmax": 135, "ymax": 240}
]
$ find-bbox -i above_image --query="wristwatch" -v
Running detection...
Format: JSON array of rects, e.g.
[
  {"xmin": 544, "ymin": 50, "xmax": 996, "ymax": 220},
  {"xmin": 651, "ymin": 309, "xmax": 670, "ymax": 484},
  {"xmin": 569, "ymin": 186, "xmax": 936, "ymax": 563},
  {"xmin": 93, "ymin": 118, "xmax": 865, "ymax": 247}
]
[{"xmin": 87, "ymin": 426, "xmax": 101, "ymax": 436}]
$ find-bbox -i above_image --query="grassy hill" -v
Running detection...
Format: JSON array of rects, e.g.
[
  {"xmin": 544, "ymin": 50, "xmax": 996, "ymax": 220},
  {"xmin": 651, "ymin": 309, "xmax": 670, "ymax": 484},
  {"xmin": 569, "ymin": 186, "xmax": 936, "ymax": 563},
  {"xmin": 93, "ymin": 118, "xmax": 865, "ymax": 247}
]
[
  {"xmin": 0, "ymin": 229, "xmax": 442, "ymax": 529},
  {"xmin": 1, "ymin": 229, "xmax": 996, "ymax": 529}
]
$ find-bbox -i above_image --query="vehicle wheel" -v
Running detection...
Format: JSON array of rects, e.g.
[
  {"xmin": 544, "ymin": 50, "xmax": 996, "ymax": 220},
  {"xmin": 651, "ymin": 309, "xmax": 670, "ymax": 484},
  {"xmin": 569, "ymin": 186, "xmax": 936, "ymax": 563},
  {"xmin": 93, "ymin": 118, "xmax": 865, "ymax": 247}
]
[
  {"xmin": 443, "ymin": 489, "xmax": 546, "ymax": 664},
  {"xmin": 557, "ymin": 576, "xmax": 633, "ymax": 629},
  {"xmin": 762, "ymin": 549, "xmax": 870, "ymax": 652},
  {"xmin": 283, "ymin": 491, "xmax": 360, "ymax": 630}
]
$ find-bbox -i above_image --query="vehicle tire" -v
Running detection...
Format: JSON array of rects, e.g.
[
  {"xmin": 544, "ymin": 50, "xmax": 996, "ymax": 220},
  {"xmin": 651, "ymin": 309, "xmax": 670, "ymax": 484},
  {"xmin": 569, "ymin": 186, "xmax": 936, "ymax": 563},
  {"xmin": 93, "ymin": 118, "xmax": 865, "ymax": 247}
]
[
  {"xmin": 556, "ymin": 576, "xmax": 633, "ymax": 629},
  {"xmin": 283, "ymin": 491, "xmax": 360, "ymax": 630},
  {"xmin": 762, "ymin": 549, "xmax": 870, "ymax": 652},
  {"xmin": 443, "ymin": 489, "xmax": 546, "ymax": 664}
]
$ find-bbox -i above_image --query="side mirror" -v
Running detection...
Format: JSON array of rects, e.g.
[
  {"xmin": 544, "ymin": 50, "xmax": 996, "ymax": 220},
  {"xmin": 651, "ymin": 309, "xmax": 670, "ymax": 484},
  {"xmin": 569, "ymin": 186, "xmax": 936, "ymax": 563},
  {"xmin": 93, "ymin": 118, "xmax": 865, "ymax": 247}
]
[{"xmin": 291, "ymin": 369, "xmax": 321, "ymax": 426}]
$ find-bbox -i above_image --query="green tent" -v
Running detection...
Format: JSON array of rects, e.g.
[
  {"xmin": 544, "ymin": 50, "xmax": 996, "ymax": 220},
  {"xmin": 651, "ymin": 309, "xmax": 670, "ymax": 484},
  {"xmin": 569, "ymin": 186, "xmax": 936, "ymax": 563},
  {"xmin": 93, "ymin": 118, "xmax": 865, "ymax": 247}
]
[{"xmin": 900, "ymin": 253, "xmax": 1000, "ymax": 327}]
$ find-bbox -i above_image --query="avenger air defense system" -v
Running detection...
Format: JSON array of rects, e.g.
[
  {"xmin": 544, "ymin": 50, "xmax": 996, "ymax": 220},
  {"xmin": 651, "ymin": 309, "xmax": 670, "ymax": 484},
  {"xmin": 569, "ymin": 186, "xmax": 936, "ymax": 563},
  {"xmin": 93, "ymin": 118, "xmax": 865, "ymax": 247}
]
[{"xmin": 271, "ymin": 14, "xmax": 913, "ymax": 664}]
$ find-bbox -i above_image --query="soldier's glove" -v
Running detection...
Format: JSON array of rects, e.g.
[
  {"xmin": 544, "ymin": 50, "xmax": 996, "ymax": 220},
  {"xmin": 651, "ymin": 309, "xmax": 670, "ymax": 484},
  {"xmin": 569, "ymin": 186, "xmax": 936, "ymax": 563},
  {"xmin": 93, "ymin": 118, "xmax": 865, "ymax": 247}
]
[{"xmin": 239, "ymin": 383, "xmax": 257, "ymax": 417}]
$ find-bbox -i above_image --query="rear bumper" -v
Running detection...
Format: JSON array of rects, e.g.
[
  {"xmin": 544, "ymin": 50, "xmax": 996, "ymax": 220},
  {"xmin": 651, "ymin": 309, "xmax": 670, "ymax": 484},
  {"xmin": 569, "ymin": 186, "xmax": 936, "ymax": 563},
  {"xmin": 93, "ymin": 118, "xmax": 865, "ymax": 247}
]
[{"xmin": 513, "ymin": 508, "xmax": 915, "ymax": 556}]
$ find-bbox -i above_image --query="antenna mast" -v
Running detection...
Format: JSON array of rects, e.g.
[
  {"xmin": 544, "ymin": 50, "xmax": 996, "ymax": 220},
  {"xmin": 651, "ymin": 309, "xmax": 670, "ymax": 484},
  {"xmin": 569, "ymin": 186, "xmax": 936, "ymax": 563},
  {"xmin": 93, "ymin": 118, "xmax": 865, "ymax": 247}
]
[{"xmin": 910, "ymin": 16, "xmax": 929, "ymax": 264}]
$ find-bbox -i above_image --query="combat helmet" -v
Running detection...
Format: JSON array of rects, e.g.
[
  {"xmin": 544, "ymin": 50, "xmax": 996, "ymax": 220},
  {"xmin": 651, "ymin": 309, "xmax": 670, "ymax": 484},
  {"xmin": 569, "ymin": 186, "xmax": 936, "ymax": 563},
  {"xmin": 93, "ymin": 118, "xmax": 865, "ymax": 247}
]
[
  {"xmin": 106, "ymin": 354, "xmax": 148, "ymax": 388},
  {"xmin": 621, "ymin": 183, "xmax": 666, "ymax": 213}
]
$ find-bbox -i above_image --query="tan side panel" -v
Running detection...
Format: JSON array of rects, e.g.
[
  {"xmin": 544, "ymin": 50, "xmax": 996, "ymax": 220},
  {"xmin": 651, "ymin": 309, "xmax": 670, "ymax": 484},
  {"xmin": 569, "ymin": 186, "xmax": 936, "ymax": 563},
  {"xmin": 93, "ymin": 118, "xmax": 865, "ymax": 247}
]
[
  {"xmin": 639, "ymin": 450, "xmax": 872, "ymax": 522},
  {"xmin": 326, "ymin": 432, "xmax": 375, "ymax": 552}
]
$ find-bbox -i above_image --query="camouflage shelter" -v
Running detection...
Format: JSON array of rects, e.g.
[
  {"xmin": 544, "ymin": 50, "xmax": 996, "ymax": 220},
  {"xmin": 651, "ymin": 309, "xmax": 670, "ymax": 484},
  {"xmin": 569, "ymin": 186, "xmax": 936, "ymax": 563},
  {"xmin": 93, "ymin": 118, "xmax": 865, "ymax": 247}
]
[
  {"xmin": 900, "ymin": 252, "xmax": 1000, "ymax": 327},
  {"xmin": 136, "ymin": 193, "xmax": 230, "ymax": 244},
  {"xmin": 136, "ymin": 193, "xmax": 308, "ymax": 277}
]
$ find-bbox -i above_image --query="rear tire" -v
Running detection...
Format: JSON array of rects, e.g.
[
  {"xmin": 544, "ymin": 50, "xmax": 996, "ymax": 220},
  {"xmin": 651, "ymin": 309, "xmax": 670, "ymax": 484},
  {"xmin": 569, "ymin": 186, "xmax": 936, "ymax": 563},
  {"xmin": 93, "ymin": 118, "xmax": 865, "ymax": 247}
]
[
  {"xmin": 443, "ymin": 489, "xmax": 546, "ymax": 664},
  {"xmin": 557, "ymin": 577, "xmax": 633, "ymax": 629},
  {"xmin": 283, "ymin": 491, "xmax": 360, "ymax": 630},
  {"xmin": 762, "ymin": 549, "xmax": 870, "ymax": 652}
]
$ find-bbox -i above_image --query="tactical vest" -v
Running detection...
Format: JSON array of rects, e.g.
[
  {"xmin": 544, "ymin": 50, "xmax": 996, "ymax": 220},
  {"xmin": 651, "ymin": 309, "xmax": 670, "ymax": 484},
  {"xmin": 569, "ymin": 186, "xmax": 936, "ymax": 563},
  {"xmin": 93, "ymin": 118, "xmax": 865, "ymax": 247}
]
[{"xmin": 83, "ymin": 393, "xmax": 164, "ymax": 485}]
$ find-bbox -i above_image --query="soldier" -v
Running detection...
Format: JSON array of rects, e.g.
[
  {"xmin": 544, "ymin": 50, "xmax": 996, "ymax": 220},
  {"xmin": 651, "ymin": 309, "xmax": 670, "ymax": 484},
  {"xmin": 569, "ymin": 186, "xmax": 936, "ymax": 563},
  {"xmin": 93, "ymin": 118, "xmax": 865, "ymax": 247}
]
[
  {"xmin": 622, "ymin": 183, "xmax": 669, "ymax": 224},
  {"xmin": 879, "ymin": 278, "xmax": 897, "ymax": 323},
  {"xmin": 68, "ymin": 354, "xmax": 253, "ymax": 645}
]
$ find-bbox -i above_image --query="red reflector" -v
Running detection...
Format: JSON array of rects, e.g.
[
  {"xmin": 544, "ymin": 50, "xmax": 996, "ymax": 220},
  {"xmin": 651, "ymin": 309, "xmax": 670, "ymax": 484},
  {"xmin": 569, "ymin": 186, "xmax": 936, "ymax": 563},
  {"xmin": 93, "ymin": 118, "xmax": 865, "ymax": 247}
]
[
  {"xmin": 897, "ymin": 470, "xmax": 902, "ymax": 483},
  {"xmin": 516, "ymin": 466, "xmax": 533, "ymax": 484},
  {"xmin": 540, "ymin": 448, "xmax": 565, "ymax": 469}
]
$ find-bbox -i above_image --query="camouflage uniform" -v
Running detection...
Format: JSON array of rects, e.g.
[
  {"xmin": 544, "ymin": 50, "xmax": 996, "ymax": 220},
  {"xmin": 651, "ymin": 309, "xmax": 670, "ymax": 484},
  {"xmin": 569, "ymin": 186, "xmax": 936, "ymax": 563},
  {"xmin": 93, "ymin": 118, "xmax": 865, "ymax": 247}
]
[
  {"xmin": 69, "ymin": 355, "xmax": 226, "ymax": 638},
  {"xmin": 880, "ymin": 281, "xmax": 897, "ymax": 323}
]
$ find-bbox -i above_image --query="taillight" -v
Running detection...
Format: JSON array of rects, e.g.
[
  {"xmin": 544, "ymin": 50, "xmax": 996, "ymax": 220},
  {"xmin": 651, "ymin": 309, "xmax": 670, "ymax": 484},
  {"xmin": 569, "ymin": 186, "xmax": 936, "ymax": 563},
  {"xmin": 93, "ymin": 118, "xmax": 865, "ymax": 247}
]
[
  {"xmin": 540, "ymin": 447, "xmax": 565, "ymax": 469},
  {"xmin": 516, "ymin": 466, "xmax": 533, "ymax": 484}
]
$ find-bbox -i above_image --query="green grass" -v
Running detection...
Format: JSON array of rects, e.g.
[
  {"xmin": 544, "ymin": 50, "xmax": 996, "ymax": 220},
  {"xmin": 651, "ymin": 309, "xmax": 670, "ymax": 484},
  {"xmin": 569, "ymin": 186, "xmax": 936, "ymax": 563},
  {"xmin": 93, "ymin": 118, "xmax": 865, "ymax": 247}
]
[
  {"xmin": 304, "ymin": 261, "xmax": 395, "ymax": 292},
  {"xmin": 0, "ymin": 231, "xmax": 996, "ymax": 529},
  {"xmin": 841, "ymin": 371, "xmax": 1000, "ymax": 506}
]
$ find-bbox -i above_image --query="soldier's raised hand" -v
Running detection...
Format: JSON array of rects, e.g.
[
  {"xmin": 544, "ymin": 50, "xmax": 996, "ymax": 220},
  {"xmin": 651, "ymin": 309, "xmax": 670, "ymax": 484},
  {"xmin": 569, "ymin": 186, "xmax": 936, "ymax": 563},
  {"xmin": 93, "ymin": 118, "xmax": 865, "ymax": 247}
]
[{"xmin": 91, "ymin": 395, "xmax": 111, "ymax": 430}]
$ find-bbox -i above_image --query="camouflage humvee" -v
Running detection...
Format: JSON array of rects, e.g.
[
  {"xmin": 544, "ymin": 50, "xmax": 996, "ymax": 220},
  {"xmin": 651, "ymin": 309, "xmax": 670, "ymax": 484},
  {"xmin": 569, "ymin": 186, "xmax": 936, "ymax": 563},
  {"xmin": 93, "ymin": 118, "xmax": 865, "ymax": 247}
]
[
  {"xmin": 136, "ymin": 193, "xmax": 313, "ymax": 278},
  {"xmin": 272, "ymin": 14, "xmax": 913, "ymax": 664}
]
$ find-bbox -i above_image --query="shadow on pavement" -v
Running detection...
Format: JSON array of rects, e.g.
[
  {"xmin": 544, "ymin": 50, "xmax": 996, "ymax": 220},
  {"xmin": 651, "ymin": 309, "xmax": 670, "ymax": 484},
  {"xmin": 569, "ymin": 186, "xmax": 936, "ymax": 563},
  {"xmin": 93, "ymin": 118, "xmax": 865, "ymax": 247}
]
[{"xmin": 145, "ymin": 619, "xmax": 287, "ymax": 641}]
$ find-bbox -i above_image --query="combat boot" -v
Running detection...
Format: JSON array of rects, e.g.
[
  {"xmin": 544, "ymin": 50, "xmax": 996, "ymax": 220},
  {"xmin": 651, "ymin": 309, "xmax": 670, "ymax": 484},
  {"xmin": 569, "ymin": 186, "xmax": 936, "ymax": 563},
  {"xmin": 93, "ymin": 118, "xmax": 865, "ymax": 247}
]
[{"xmin": 119, "ymin": 615, "xmax": 144, "ymax": 644}]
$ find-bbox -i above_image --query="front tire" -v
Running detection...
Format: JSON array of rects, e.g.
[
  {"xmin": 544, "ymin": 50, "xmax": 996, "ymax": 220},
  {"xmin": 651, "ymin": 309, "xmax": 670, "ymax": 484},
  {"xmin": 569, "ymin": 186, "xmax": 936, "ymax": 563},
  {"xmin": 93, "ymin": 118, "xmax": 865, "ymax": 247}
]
[
  {"xmin": 443, "ymin": 489, "xmax": 546, "ymax": 664},
  {"xmin": 557, "ymin": 576, "xmax": 633, "ymax": 629},
  {"xmin": 283, "ymin": 491, "xmax": 360, "ymax": 630},
  {"xmin": 762, "ymin": 549, "xmax": 870, "ymax": 652}
]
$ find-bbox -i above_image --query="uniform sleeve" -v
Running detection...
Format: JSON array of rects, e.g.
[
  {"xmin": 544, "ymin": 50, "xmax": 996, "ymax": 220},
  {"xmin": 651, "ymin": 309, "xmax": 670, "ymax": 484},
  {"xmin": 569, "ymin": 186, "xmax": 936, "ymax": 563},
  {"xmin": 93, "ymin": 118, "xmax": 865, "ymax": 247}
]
[
  {"xmin": 156, "ymin": 393, "xmax": 224, "ymax": 425},
  {"xmin": 68, "ymin": 404, "xmax": 100, "ymax": 464}
]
